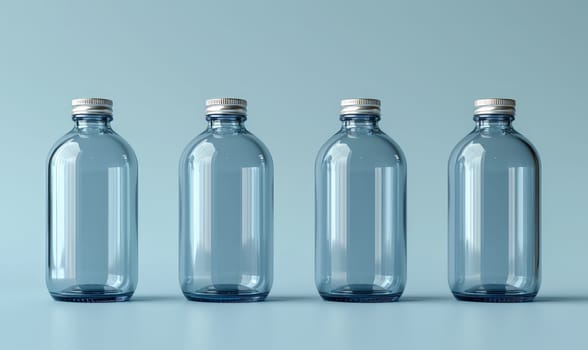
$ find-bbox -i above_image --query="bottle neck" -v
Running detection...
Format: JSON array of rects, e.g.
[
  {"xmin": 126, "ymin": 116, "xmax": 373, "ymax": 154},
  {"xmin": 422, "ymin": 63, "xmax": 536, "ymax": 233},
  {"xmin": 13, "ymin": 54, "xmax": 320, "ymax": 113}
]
[
  {"xmin": 207, "ymin": 114, "xmax": 247, "ymax": 131},
  {"xmin": 474, "ymin": 114, "xmax": 514, "ymax": 130},
  {"xmin": 73, "ymin": 114, "xmax": 112, "ymax": 131},
  {"xmin": 340, "ymin": 115, "xmax": 380, "ymax": 130}
]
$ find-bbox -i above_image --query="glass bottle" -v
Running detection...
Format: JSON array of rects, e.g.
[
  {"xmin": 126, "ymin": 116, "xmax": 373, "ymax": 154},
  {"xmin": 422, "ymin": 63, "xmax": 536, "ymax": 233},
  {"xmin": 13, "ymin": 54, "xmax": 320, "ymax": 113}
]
[
  {"xmin": 448, "ymin": 98, "xmax": 540, "ymax": 302},
  {"xmin": 179, "ymin": 98, "xmax": 273, "ymax": 302},
  {"xmin": 46, "ymin": 98, "xmax": 138, "ymax": 302},
  {"xmin": 315, "ymin": 98, "xmax": 407, "ymax": 302}
]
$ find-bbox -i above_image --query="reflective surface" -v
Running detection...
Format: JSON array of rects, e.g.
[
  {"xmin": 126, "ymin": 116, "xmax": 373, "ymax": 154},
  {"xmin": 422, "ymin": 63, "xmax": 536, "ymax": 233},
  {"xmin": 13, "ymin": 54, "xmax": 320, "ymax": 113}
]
[
  {"xmin": 448, "ymin": 115, "xmax": 540, "ymax": 302},
  {"xmin": 315, "ymin": 117, "xmax": 406, "ymax": 302},
  {"xmin": 179, "ymin": 116, "xmax": 273, "ymax": 302},
  {"xmin": 3, "ymin": 290, "xmax": 587, "ymax": 350},
  {"xmin": 46, "ymin": 116, "xmax": 138, "ymax": 302}
]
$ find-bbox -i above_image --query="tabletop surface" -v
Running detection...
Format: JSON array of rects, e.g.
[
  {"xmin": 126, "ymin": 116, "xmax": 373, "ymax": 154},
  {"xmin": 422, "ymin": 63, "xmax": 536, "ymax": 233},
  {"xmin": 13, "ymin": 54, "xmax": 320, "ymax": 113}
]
[{"xmin": 3, "ymin": 287, "xmax": 587, "ymax": 350}]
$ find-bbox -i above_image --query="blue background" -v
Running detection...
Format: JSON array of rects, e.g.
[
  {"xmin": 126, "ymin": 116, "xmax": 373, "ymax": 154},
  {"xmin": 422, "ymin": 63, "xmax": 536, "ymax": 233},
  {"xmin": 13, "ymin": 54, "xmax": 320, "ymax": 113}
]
[{"xmin": 1, "ymin": 0, "xmax": 587, "ymax": 348}]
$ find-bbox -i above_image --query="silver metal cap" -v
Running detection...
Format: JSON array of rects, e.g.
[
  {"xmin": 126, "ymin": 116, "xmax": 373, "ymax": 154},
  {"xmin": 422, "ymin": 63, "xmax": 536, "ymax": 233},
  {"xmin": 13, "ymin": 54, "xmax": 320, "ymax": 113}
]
[
  {"xmin": 72, "ymin": 98, "xmax": 113, "ymax": 116},
  {"xmin": 205, "ymin": 98, "xmax": 247, "ymax": 116},
  {"xmin": 340, "ymin": 98, "xmax": 381, "ymax": 116},
  {"xmin": 474, "ymin": 98, "xmax": 516, "ymax": 116}
]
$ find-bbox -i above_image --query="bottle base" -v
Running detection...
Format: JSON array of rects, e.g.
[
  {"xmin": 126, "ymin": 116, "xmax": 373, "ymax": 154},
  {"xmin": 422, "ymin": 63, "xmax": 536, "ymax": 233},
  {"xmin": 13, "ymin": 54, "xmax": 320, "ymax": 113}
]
[
  {"xmin": 452, "ymin": 284, "xmax": 537, "ymax": 303},
  {"xmin": 183, "ymin": 284, "xmax": 268, "ymax": 302},
  {"xmin": 319, "ymin": 284, "xmax": 402, "ymax": 303},
  {"xmin": 50, "ymin": 284, "xmax": 133, "ymax": 303}
]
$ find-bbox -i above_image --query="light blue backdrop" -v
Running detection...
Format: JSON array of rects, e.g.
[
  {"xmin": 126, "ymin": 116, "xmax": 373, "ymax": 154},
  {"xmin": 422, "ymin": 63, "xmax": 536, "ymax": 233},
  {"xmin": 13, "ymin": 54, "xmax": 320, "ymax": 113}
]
[{"xmin": 1, "ymin": 0, "xmax": 587, "ymax": 349}]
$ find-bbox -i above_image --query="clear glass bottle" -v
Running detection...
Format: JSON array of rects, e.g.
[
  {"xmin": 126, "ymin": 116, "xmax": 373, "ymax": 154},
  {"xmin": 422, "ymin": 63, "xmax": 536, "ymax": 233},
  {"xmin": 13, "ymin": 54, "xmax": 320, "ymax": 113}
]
[
  {"xmin": 315, "ymin": 98, "xmax": 407, "ymax": 302},
  {"xmin": 448, "ymin": 98, "xmax": 540, "ymax": 302},
  {"xmin": 46, "ymin": 98, "xmax": 138, "ymax": 302},
  {"xmin": 179, "ymin": 98, "xmax": 273, "ymax": 302}
]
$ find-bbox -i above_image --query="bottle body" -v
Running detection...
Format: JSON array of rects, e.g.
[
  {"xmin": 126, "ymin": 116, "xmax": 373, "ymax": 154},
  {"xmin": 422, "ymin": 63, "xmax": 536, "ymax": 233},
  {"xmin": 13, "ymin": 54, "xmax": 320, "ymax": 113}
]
[
  {"xmin": 448, "ymin": 109, "xmax": 540, "ymax": 302},
  {"xmin": 179, "ymin": 105, "xmax": 273, "ymax": 302},
  {"xmin": 315, "ymin": 101, "xmax": 406, "ymax": 302},
  {"xmin": 46, "ymin": 106, "xmax": 138, "ymax": 302}
]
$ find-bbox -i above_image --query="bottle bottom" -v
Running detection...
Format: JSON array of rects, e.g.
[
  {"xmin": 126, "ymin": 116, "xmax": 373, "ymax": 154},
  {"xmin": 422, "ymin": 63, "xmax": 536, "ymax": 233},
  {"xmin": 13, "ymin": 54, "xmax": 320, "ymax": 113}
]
[
  {"xmin": 452, "ymin": 283, "xmax": 537, "ymax": 303},
  {"xmin": 183, "ymin": 284, "xmax": 268, "ymax": 302},
  {"xmin": 319, "ymin": 284, "xmax": 402, "ymax": 303},
  {"xmin": 50, "ymin": 284, "xmax": 133, "ymax": 303}
]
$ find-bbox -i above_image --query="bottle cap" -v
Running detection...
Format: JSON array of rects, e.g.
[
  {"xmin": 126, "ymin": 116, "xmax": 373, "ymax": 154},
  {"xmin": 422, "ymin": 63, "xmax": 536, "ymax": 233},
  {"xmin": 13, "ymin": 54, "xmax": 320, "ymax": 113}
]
[
  {"xmin": 72, "ymin": 98, "xmax": 113, "ymax": 116},
  {"xmin": 340, "ymin": 98, "xmax": 381, "ymax": 116},
  {"xmin": 474, "ymin": 98, "xmax": 516, "ymax": 116},
  {"xmin": 205, "ymin": 98, "xmax": 247, "ymax": 116}
]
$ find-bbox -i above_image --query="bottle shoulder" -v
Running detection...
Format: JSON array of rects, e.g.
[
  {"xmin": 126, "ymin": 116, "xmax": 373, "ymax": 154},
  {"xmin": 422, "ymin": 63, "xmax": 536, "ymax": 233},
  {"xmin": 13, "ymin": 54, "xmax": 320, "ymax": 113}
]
[
  {"xmin": 449, "ymin": 128, "xmax": 540, "ymax": 166},
  {"xmin": 180, "ymin": 129, "xmax": 273, "ymax": 166},
  {"xmin": 48, "ymin": 128, "xmax": 137, "ymax": 165},
  {"xmin": 316, "ymin": 129, "xmax": 405, "ymax": 166}
]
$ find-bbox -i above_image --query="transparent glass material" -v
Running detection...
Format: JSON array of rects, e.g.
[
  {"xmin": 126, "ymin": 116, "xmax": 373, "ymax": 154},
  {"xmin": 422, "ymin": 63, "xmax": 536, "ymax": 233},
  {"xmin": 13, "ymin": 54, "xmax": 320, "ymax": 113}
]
[
  {"xmin": 448, "ymin": 114, "xmax": 540, "ymax": 302},
  {"xmin": 46, "ymin": 115, "xmax": 138, "ymax": 302},
  {"xmin": 179, "ymin": 115, "xmax": 273, "ymax": 302},
  {"xmin": 315, "ymin": 116, "xmax": 407, "ymax": 302}
]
